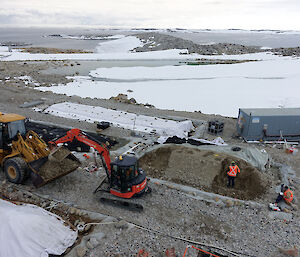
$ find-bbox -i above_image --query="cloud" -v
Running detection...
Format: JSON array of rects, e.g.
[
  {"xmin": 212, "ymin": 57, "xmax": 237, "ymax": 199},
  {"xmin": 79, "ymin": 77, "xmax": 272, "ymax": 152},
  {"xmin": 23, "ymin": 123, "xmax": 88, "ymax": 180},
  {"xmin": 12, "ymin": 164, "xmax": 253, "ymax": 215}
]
[{"xmin": 0, "ymin": 0, "xmax": 299, "ymax": 29}]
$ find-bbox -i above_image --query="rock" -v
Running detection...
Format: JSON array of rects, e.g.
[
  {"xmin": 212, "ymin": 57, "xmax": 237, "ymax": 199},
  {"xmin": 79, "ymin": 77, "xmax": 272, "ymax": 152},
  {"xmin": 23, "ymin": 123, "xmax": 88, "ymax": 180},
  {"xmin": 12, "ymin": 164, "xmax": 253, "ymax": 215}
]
[
  {"xmin": 89, "ymin": 237, "xmax": 100, "ymax": 248},
  {"xmin": 79, "ymin": 210, "xmax": 86, "ymax": 216},
  {"xmin": 84, "ymin": 224, "xmax": 91, "ymax": 232},
  {"xmin": 86, "ymin": 241, "xmax": 94, "ymax": 249},
  {"xmin": 76, "ymin": 246, "xmax": 88, "ymax": 257},
  {"xmin": 235, "ymin": 201, "xmax": 243, "ymax": 206},
  {"xmin": 225, "ymin": 199, "xmax": 234, "ymax": 207},
  {"xmin": 6, "ymin": 187, "xmax": 13, "ymax": 193},
  {"xmin": 92, "ymin": 232, "xmax": 105, "ymax": 241},
  {"xmin": 69, "ymin": 207, "xmax": 76, "ymax": 214},
  {"xmin": 200, "ymin": 223, "xmax": 206, "ymax": 228},
  {"xmin": 129, "ymin": 98, "xmax": 137, "ymax": 104},
  {"xmin": 114, "ymin": 220, "xmax": 129, "ymax": 230},
  {"xmin": 283, "ymin": 208, "xmax": 292, "ymax": 213},
  {"xmin": 220, "ymin": 227, "xmax": 226, "ymax": 235},
  {"xmin": 166, "ymin": 184, "xmax": 175, "ymax": 189},
  {"xmin": 278, "ymin": 246, "xmax": 298, "ymax": 257},
  {"xmin": 41, "ymin": 202, "xmax": 48, "ymax": 208}
]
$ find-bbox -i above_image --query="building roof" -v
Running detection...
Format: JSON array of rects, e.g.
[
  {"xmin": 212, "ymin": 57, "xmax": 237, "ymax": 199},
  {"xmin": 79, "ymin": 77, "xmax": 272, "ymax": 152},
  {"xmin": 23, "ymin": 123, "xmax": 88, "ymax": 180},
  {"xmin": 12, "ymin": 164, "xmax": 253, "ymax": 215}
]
[
  {"xmin": 240, "ymin": 108, "xmax": 300, "ymax": 117},
  {"xmin": 0, "ymin": 113, "xmax": 26, "ymax": 123}
]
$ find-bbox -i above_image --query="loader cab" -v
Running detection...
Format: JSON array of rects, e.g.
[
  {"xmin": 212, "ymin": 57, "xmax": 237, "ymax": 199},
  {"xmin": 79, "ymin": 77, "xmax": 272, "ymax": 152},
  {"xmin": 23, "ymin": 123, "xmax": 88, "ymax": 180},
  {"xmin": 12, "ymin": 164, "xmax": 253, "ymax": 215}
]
[
  {"xmin": 0, "ymin": 113, "xmax": 26, "ymax": 151},
  {"xmin": 0, "ymin": 113, "xmax": 26, "ymax": 139},
  {"xmin": 110, "ymin": 155, "xmax": 140, "ymax": 193}
]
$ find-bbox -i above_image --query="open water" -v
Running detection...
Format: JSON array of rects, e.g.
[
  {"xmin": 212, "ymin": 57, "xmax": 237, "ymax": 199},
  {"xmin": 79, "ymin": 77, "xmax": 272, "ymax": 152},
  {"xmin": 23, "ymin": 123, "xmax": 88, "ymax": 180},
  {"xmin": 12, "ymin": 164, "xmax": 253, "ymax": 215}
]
[{"xmin": 1, "ymin": 27, "xmax": 300, "ymax": 51}]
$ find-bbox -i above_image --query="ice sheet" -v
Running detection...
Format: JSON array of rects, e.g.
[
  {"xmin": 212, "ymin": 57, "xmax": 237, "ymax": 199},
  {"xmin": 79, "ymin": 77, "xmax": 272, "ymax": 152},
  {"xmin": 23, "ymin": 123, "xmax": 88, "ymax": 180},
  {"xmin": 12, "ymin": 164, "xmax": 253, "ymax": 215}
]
[{"xmin": 36, "ymin": 56, "xmax": 300, "ymax": 117}]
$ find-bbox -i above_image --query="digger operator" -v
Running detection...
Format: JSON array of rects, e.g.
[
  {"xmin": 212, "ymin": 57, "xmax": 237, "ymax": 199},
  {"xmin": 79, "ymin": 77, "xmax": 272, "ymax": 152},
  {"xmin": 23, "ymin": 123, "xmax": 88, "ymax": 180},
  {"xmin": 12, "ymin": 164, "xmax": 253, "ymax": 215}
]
[{"xmin": 227, "ymin": 161, "xmax": 240, "ymax": 188}]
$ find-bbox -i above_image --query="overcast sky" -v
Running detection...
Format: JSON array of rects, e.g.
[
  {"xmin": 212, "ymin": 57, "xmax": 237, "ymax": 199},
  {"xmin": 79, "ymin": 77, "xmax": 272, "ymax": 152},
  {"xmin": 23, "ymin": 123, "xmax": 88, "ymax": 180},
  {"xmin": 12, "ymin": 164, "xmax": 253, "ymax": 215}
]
[{"xmin": 1, "ymin": 0, "xmax": 299, "ymax": 30}]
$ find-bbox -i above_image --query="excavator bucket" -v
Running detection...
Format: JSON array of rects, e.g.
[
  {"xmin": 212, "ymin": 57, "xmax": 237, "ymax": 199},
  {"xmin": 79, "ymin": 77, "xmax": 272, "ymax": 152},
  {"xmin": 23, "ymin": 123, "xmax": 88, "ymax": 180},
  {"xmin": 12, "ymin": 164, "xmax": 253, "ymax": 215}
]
[{"xmin": 28, "ymin": 146, "xmax": 81, "ymax": 187}]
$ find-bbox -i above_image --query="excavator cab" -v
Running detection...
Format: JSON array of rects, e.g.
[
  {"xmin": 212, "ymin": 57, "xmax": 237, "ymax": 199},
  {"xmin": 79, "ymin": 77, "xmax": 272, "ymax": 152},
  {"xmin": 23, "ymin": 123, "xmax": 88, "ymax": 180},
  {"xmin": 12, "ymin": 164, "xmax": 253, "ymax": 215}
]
[{"xmin": 109, "ymin": 155, "xmax": 148, "ymax": 199}]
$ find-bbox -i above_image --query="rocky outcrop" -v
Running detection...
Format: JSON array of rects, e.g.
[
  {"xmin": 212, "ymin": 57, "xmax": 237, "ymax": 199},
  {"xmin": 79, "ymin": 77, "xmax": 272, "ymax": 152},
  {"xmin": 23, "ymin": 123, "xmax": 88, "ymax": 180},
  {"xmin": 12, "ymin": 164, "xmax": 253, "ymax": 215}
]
[
  {"xmin": 272, "ymin": 47, "xmax": 300, "ymax": 56},
  {"xmin": 134, "ymin": 32, "xmax": 262, "ymax": 55},
  {"xmin": 109, "ymin": 93, "xmax": 154, "ymax": 108}
]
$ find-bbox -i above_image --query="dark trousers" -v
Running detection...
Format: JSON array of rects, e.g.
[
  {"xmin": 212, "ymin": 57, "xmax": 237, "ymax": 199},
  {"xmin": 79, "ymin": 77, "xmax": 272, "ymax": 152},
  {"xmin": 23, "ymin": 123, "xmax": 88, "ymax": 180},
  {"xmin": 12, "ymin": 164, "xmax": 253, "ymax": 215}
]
[
  {"xmin": 227, "ymin": 176, "xmax": 235, "ymax": 188},
  {"xmin": 275, "ymin": 194, "xmax": 283, "ymax": 204}
]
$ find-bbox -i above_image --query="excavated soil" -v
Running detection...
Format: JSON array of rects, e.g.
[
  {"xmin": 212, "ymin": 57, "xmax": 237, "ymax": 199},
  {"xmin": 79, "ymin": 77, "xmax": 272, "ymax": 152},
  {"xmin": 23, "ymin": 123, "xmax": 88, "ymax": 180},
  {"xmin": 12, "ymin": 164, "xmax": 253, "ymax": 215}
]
[
  {"xmin": 38, "ymin": 153, "xmax": 80, "ymax": 182},
  {"xmin": 139, "ymin": 145, "xmax": 270, "ymax": 200}
]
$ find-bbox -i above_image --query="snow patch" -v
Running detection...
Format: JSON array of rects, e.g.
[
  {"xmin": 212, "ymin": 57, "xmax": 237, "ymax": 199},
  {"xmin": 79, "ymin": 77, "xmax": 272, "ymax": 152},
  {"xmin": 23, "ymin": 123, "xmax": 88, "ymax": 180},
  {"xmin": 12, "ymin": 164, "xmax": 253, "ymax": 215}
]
[
  {"xmin": 15, "ymin": 75, "xmax": 40, "ymax": 86},
  {"xmin": 96, "ymin": 36, "xmax": 143, "ymax": 53},
  {"xmin": 89, "ymin": 59, "xmax": 297, "ymax": 80}
]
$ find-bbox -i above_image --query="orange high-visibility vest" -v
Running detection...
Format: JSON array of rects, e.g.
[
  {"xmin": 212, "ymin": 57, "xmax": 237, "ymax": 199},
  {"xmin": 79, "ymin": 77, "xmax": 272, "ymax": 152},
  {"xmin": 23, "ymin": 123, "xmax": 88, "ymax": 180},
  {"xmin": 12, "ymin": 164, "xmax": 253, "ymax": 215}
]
[
  {"xmin": 227, "ymin": 165, "xmax": 240, "ymax": 177},
  {"xmin": 283, "ymin": 189, "xmax": 294, "ymax": 203}
]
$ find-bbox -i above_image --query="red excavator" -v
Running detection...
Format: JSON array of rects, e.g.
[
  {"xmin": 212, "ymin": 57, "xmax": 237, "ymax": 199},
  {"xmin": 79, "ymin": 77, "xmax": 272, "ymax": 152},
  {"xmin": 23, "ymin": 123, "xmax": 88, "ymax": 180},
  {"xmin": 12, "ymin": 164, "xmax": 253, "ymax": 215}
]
[{"xmin": 49, "ymin": 129, "xmax": 150, "ymax": 210}]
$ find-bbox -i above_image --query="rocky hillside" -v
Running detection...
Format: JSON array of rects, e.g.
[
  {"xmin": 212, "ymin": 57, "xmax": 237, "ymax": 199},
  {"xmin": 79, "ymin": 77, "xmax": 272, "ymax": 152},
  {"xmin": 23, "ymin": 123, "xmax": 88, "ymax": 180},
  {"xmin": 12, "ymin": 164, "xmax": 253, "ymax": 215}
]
[
  {"xmin": 134, "ymin": 32, "xmax": 300, "ymax": 56},
  {"xmin": 134, "ymin": 32, "xmax": 262, "ymax": 55},
  {"xmin": 272, "ymin": 46, "xmax": 300, "ymax": 56}
]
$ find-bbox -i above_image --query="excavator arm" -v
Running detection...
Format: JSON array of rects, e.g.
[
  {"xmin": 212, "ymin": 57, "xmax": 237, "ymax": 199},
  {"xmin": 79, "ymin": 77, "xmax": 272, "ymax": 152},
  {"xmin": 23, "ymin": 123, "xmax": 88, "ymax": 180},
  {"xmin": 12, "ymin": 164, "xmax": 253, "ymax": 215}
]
[{"xmin": 50, "ymin": 129, "xmax": 112, "ymax": 175}]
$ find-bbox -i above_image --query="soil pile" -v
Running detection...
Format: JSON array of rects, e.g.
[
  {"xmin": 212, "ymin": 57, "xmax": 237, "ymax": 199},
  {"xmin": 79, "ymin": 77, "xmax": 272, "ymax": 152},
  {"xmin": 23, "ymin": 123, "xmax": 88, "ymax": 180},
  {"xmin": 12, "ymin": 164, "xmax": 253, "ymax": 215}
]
[
  {"xmin": 139, "ymin": 145, "xmax": 269, "ymax": 200},
  {"xmin": 212, "ymin": 158, "xmax": 269, "ymax": 200}
]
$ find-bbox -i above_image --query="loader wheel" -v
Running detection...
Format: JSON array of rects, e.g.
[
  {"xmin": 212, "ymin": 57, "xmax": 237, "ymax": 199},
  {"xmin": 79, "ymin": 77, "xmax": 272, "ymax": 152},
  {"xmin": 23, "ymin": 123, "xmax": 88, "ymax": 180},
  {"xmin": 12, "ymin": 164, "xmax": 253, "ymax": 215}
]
[{"xmin": 4, "ymin": 157, "xmax": 28, "ymax": 184}]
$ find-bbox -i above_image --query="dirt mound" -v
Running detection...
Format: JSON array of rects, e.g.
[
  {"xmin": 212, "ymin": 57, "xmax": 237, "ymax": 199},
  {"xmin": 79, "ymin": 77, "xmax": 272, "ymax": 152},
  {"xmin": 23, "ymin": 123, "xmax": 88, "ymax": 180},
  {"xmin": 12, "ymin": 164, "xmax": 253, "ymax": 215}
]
[
  {"xmin": 139, "ymin": 146, "xmax": 174, "ymax": 180},
  {"xmin": 212, "ymin": 158, "xmax": 269, "ymax": 200},
  {"xmin": 139, "ymin": 145, "xmax": 269, "ymax": 200}
]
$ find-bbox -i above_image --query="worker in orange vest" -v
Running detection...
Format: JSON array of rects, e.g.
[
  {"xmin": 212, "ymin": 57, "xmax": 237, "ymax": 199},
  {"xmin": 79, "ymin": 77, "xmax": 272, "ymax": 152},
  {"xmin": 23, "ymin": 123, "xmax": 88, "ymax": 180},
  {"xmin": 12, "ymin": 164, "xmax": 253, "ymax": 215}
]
[
  {"xmin": 275, "ymin": 184, "xmax": 294, "ymax": 206},
  {"xmin": 227, "ymin": 161, "xmax": 240, "ymax": 188}
]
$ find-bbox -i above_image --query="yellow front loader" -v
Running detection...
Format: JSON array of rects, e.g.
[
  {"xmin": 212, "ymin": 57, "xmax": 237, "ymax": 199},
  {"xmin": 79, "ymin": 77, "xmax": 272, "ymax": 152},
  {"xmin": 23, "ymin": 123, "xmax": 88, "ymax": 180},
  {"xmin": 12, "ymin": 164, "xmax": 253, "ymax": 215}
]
[{"xmin": 0, "ymin": 112, "xmax": 80, "ymax": 187}]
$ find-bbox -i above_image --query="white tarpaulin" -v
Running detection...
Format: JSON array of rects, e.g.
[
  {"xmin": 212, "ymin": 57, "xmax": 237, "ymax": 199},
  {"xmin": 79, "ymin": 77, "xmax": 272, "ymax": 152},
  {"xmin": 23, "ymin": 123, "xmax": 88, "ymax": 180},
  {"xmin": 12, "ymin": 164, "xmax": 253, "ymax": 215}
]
[
  {"xmin": 0, "ymin": 199, "xmax": 77, "ymax": 257},
  {"xmin": 43, "ymin": 102, "xmax": 194, "ymax": 138}
]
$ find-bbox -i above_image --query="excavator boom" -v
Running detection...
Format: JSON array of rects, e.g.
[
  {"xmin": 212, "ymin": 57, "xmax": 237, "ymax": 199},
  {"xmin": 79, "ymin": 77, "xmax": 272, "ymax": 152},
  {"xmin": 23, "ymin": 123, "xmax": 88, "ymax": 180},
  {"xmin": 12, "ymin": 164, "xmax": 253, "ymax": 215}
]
[
  {"xmin": 51, "ymin": 128, "xmax": 150, "ymax": 201},
  {"xmin": 50, "ymin": 128, "xmax": 111, "ymax": 174}
]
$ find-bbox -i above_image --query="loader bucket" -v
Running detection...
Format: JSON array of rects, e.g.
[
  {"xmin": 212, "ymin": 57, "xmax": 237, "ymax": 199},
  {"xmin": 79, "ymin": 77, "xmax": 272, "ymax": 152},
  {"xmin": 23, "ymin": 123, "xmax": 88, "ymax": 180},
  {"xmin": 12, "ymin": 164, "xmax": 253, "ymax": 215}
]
[{"xmin": 29, "ymin": 146, "xmax": 81, "ymax": 187}]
